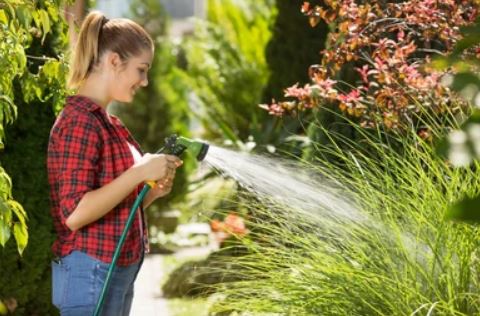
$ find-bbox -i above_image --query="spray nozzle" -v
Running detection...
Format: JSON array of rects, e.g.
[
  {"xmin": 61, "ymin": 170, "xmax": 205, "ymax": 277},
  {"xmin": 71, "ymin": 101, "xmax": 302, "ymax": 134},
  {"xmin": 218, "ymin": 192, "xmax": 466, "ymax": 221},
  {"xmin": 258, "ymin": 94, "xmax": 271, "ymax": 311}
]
[{"xmin": 159, "ymin": 134, "xmax": 209, "ymax": 161}]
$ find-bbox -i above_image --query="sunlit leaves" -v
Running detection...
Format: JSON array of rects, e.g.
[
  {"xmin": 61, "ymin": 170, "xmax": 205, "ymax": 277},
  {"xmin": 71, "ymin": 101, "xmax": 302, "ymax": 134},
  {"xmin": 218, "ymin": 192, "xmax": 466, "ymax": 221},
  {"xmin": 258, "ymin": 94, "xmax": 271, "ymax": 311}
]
[
  {"xmin": 13, "ymin": 222, "xmax": 27, "ymax": 255},
  {"xmin": 262, "ymin": 1, "xmax": 477, "ymax": 133},
  {"xmin": 0, "ymin": 0, "xmax": 68, "ymax": 254},
  {"xmin": 0, "ymin": 167, "xmax": 27, "ymax": 254}
]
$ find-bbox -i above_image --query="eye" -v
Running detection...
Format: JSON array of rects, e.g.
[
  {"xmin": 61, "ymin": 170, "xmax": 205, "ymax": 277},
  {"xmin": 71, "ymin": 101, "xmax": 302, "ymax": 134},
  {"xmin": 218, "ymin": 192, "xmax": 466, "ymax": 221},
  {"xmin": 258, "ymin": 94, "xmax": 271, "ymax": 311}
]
[{"xmin": 138, "ymin": 68, "xmax": 147, "ymax": 74}]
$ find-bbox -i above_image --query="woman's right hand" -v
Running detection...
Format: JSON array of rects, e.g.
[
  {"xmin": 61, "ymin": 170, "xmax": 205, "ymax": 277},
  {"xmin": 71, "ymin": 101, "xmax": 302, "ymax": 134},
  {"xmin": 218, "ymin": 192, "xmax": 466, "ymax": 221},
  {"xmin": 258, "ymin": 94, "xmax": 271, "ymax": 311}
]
[{"xmin": 135, "ymin": 153, "xmax": 182, "ymax": 183}]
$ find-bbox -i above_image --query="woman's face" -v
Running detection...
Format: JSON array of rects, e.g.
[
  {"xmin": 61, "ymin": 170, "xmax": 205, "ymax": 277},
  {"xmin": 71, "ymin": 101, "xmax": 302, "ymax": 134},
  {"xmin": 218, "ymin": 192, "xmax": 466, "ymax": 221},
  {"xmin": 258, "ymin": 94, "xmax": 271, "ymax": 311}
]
[{"xmin": 110, "ymin": 49, "xmax": 153, "ymax": 103}]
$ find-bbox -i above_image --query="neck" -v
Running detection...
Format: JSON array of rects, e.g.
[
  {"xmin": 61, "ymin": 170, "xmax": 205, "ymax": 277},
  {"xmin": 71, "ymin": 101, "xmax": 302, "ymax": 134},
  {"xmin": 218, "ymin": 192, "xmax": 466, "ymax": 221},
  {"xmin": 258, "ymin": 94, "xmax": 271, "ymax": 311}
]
[{"xmin": 77, "ymin": 72, "xmax": 111, "ymax": 109}]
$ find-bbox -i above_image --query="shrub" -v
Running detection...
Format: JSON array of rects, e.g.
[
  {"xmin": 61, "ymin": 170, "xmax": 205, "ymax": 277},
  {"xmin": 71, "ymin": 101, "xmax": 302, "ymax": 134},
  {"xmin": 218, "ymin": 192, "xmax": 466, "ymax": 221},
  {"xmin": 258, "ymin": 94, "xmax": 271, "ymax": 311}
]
[
  {"xmin": 261, "ymin": 1, "xmax": 477, "ymax": 133},
  {"xmin": 0, "ymin": 1, "xmax": 68, "ymax": 314},
  {"xmin": 209, "ymin": 113, "xmax": 480, "ymax": 315},
  {"xmin": 181, "ymin": 0, "xmax": 276, "ymax": 147}
]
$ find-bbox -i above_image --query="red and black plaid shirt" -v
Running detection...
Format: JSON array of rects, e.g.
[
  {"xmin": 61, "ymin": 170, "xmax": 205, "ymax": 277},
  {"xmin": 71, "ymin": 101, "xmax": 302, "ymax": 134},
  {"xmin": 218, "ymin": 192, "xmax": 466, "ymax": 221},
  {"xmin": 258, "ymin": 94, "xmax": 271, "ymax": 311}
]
[{"xmin": 47, "ymin": 95, "xmax": 146, "ymax": 266}]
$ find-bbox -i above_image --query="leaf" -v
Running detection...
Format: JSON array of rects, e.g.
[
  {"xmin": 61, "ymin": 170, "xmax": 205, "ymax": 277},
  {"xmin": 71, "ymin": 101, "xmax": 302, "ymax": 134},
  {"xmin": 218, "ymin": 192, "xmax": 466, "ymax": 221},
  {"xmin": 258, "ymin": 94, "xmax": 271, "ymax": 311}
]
[
  {"xmin": 15, "ymin": 6, "xmax": 32, "ymax": 29},
  {"xmin": 13, "ymin": 222, "xmax": 27, "ymax": 255},
  {"xmin": 0, "ymin": 168, "xmax": 12, "ymax": 200},
  {"xmin": 8, "ymin": 200, "xmax": 26, "ymax": 225},
  {"xmin": 446, "ymin": 194, "xmax": 480, "ymax": 223},
  {"xmin": 309, "ymin": 16, "xmax": 321, "ymax": 27},
  {"xmin": 41, "ymin": 60, "xmax": 60, "ymax": 83},
  {"xmin": 39, "ymin": 9, "xmax": 50, "ymax": 44},
  {"xmin": 0, "ymin": 199, "xmax": 12, "ymax": 225},
  {"xmin": 0, "ymin": 94, "xmax": 17, "ymax": 125},
  {"xmin": 0, "ymin": 10, "xmax": 8, "ymax": 25},
  {"xmin": 31, "ymin": 10, "xmax": 40, "ymax": 29},
  {"xmin": 14, "ymin": 43, "xmax": 26, "ymax": 73},
  {"xmin": 0, "ymin": 217, "xmax": 11, "ymax": 247},
  {"xmin": 47, "ymin": 3, "xmax": 59, "ymax": 22}
]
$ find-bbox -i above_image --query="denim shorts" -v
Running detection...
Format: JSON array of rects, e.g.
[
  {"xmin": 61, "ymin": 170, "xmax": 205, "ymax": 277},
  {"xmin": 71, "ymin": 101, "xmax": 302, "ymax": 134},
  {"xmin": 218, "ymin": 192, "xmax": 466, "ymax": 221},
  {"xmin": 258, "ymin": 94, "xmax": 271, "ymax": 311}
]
[{"xmin": 51, "ymin": 251, "xmax": 142, "ymax": 316}]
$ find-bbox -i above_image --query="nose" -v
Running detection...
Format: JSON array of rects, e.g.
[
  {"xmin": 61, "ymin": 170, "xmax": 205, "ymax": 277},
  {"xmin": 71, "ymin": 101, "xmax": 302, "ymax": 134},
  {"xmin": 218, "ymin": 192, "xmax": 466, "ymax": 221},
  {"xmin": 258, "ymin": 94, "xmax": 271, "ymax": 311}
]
[{"xmin": 140, "ymin": 75, "xmax": 148, "ymax": 87}]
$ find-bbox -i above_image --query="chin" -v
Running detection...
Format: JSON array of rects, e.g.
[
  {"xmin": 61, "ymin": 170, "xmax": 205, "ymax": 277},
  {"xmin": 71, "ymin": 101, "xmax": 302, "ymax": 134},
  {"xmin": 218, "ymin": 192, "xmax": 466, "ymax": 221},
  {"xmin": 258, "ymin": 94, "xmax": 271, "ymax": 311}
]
[{"xmin": 118, "ymin": 95, "xmax": 134, "ymax": 103}]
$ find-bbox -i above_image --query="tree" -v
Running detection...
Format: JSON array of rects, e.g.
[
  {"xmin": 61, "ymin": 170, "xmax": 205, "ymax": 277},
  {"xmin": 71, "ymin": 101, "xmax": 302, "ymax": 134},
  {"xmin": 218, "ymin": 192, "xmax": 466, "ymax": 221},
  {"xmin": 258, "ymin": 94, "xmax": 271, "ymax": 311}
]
[{"xmin": 0, "ymin": 1, "xmax": 69, "ymax": 313}]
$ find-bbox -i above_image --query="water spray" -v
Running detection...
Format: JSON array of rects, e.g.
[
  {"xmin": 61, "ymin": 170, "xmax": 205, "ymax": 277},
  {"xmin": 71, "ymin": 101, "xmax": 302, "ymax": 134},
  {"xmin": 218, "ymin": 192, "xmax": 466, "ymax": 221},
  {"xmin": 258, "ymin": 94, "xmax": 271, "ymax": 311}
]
[{"xmin": 94, "ymin": 135, "xmax": 209, "ymax": 316}]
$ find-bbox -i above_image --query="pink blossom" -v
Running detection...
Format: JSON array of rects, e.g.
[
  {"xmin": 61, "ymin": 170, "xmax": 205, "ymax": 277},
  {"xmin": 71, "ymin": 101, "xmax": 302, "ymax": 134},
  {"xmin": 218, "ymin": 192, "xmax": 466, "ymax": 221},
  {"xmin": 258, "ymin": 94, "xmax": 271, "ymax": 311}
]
[
  {"xmin": 338, "ymin": 89, "xmax": 362, "ymax": 103},
  {"xmin": 284, "ymin": 83, "xmax": 311, "ymax": 99}
]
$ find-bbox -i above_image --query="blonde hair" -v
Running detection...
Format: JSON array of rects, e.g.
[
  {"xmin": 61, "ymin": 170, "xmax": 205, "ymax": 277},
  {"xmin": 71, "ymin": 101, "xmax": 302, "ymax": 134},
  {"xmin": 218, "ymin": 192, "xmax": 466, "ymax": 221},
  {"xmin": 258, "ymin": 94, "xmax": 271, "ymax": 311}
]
[{"xmin": 68, "ymin": 11, "xmax": 154, "ymax": 89}]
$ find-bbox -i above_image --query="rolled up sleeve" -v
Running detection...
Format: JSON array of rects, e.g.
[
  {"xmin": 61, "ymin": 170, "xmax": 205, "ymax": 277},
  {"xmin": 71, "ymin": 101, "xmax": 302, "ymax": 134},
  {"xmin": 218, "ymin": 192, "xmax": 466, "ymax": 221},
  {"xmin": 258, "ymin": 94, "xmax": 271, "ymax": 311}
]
[{"xmin": 53, "ymin": 114, "xmax": 101, "ymax": 226}]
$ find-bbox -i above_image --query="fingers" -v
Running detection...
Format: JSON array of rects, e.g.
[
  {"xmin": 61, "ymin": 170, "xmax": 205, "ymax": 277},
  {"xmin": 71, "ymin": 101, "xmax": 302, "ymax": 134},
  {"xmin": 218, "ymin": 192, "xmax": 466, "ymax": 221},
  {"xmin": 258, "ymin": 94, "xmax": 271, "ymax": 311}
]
[
  {"xmin": 157, "ymin": 182, "xmax": 172, "ymax": 190},
  {"xmin": 140, "ymin": 153, "xmax": 183, "ymax": 183},
  {"xmin": 165, "ymin": 155, "xmax": 183, "ymax": 167},
  {"xmin": 164, "ymin": 155, "xmax": 182, "ymax": 179},
  {"xmin": 157, "ymin": 178, "xmax": 173, "ymax": 195}
]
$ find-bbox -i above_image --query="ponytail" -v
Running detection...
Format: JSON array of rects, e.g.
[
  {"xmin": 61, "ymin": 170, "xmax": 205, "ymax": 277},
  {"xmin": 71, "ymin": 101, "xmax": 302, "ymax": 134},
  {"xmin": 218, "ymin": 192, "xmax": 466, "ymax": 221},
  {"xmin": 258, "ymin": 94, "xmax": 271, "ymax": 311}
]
[
  {"xmin": 68, "ymin": 11, "xmax": 154, "ymax": 89},
  {"xmin": 68, "ymin": 11, "xmax": 104, "ymax": 89}
]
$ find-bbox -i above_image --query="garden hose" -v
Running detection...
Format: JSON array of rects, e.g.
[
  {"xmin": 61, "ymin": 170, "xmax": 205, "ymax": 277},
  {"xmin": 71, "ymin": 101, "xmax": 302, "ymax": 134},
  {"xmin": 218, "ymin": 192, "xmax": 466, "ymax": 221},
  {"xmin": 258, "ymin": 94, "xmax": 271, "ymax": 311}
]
[{"xmin": 93, "ymin": 135, "xmax": 208, "ymax": 316}]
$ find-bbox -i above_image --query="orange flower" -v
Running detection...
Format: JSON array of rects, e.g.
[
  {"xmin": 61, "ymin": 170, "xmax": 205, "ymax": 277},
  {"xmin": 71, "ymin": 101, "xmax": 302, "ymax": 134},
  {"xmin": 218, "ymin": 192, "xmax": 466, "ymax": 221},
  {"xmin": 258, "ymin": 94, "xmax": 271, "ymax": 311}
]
[{"xmin": 224, "ymin": 213, "xmax": 247, "ymax": 235}]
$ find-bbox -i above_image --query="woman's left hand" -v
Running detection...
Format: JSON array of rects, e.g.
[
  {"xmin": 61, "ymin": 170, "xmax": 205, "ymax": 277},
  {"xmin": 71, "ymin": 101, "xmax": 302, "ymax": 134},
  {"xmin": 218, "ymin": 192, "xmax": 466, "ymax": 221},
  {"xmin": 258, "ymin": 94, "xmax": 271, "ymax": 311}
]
[
  {"xmin": 149, "ymin": 177, "xmax": 174, "ymax": 199},
  {"xmin": 143, "ymin": 159, "xmax": 182, "ymax": 208}
]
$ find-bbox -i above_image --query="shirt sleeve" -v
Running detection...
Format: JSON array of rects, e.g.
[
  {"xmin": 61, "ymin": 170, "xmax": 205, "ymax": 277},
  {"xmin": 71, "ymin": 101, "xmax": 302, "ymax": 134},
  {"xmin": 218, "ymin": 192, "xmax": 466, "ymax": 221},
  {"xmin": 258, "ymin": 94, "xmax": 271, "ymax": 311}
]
[{"xmin": 55, "ymin": 113, "xmax": 102, "ymax": 226}]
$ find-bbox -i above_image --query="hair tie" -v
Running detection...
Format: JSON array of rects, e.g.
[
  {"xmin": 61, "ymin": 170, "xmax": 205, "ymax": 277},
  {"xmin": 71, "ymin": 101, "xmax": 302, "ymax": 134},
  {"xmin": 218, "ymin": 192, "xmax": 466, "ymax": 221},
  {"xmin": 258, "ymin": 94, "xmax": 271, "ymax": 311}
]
[{"xmin": 101, "ymin": 16, "xmax": 109, "ymax": 27}]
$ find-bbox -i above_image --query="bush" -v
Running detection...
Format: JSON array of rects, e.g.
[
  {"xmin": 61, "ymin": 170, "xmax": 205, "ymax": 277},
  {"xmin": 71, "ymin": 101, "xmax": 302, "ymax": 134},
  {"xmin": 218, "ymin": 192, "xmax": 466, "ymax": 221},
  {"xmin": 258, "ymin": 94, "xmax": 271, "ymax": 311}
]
[
  {"xmin": 0, "ymin": 97, "xmax": 58, "ymax": 316},
  {"xmin": 262, "ymin": 1, "xmax": 476, "ymax": 133},
  {"xmin": 209, "ymin": 114, "xmax": 480, "ymax": 315},
  {"xmin": 181, "ymin": 0, "xmax": 276, "ymax": 147},
  {"xmin": 0, "ymin": 1, "xmax": 68, "ymax": 314}
]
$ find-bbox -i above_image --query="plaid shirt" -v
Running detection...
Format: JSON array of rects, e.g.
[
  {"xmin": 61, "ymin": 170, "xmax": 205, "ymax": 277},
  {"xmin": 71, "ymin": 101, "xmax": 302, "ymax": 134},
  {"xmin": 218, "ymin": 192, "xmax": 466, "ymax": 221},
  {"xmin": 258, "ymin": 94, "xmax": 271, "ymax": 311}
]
[{"xmin": 47, "ymin": 95, "xmax": 146, "ymax": 266}]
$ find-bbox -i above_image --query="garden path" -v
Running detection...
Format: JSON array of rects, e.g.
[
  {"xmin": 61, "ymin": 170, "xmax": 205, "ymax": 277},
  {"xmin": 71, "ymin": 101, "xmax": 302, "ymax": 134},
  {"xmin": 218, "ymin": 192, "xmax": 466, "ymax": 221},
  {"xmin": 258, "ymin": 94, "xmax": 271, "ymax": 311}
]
[{"xmin": 131, "ymin": 244, "xmax": 217, "ymax": 315}]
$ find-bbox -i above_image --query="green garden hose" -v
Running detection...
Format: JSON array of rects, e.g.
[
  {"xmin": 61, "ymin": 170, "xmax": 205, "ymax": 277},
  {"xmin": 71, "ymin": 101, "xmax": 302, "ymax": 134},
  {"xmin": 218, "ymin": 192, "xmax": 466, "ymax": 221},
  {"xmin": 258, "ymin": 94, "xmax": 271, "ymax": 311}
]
[
  {"xmin": 93, "ymin": 135, "xmax": 208, "ymax": 316},
  {"xmin": 93, "ymin": 184, "xmax": 151, "ymax": 316}
]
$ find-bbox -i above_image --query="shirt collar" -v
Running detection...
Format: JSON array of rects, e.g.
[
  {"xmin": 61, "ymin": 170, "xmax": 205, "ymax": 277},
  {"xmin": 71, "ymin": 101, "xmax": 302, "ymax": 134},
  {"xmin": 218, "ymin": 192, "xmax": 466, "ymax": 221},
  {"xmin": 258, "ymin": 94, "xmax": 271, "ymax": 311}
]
[{"xmin": 67, "ymin": 95, "xmax": 104, "ymax": 112}]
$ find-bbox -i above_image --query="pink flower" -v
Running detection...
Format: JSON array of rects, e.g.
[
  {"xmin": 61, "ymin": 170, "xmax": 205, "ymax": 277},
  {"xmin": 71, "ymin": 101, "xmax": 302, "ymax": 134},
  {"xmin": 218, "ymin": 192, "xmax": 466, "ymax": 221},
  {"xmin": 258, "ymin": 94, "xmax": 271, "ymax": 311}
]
[
  {"xmin": 355, "ymin": 65, "xmax": 370, "ymax": 84},
  {"xmin": 259, "ymin": 100, "xmax": 286, "ymax": 116},
  {"xmin": 316, "ymin": 78, "xmax": 337, "ymax": 91},
  {"xmin": 338, "ymin": 89, "xmax": 362, "ymax": 103},
  {"xmin": 284, "ymin": 83, "xmax": 311, "ymax": 99}
]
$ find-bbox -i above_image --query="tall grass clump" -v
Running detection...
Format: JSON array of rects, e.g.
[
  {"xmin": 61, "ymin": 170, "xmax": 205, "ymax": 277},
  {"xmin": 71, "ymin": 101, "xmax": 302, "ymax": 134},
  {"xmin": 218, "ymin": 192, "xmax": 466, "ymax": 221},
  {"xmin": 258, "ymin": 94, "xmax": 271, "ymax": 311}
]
[{"xmin": 209, "ymin": 111, "xmax": 480, "ymax": 315}]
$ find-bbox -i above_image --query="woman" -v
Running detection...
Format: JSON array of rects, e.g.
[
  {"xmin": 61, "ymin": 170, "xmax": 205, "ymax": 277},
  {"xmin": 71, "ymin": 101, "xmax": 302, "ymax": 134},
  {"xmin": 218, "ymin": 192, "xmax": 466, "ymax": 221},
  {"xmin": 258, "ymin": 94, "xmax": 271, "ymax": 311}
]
[{"xmin": 47, "ymin": 11, "xmax": 181, "ymax": 315}]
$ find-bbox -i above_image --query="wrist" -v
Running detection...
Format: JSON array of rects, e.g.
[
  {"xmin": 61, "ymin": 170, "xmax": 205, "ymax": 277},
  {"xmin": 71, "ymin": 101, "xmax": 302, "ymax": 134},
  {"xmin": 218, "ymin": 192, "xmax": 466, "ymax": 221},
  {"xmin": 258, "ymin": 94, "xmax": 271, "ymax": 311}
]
[{"xmin": 129, "ymin": 163, "xmax": 147, "ymax": 184}]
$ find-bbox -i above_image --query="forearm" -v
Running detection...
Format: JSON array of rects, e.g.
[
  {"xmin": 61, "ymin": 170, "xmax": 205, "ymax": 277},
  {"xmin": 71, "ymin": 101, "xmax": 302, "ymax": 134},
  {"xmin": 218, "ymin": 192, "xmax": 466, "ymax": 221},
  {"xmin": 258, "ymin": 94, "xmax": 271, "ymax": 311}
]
[{"xmin": 65, "ymin": 165, "xmax": 144, "ymax": 231}]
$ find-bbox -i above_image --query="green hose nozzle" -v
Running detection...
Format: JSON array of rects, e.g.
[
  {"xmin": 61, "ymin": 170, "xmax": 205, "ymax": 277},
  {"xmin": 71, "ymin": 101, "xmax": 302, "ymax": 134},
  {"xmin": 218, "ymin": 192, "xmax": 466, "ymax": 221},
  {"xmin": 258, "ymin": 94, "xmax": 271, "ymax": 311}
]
[{"xmin": 159, "ymin": 134, "xmax": 209, "ymax": 161}]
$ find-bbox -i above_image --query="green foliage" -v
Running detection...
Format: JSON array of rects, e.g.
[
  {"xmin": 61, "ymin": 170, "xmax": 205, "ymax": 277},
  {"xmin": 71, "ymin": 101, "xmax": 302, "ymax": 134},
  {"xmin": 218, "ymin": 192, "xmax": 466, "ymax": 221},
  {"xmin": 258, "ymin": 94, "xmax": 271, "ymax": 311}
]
[
  {"xmin": 210, "ymin": 116, "xmax": 480, "ymax": 315},
  {"xmin": 263, "ymin": 1, "xmax": 474, "ymax": 133},
  {"xmin": 262, "ymin": 0, "xmax": 327, "ymax": 103},
  {"xmin": 0, "ymin": 0, "xmax": 68, "ymax": 255},
  {"xmin": 262, "ymin": 0, "xmax": 329, "ymax": 157},
  {"xmin": 0, "ymin": 0, "xmax": 68, "ymax": 314},
  {"xmin": 0, "ymin": 94, "xmax": 58, "ymax": 316},
  {"xmin": 182, "ymin": 0, "xmax": 280, "ymax": 149}
]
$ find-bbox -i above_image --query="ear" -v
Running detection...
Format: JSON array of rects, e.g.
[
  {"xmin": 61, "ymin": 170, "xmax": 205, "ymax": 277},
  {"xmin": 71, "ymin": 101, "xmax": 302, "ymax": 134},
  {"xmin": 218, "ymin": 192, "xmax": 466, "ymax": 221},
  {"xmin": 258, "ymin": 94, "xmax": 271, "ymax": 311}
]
[{"xmin": 105, "ymin": 51, "xmax": 122, "ymax": 71}]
